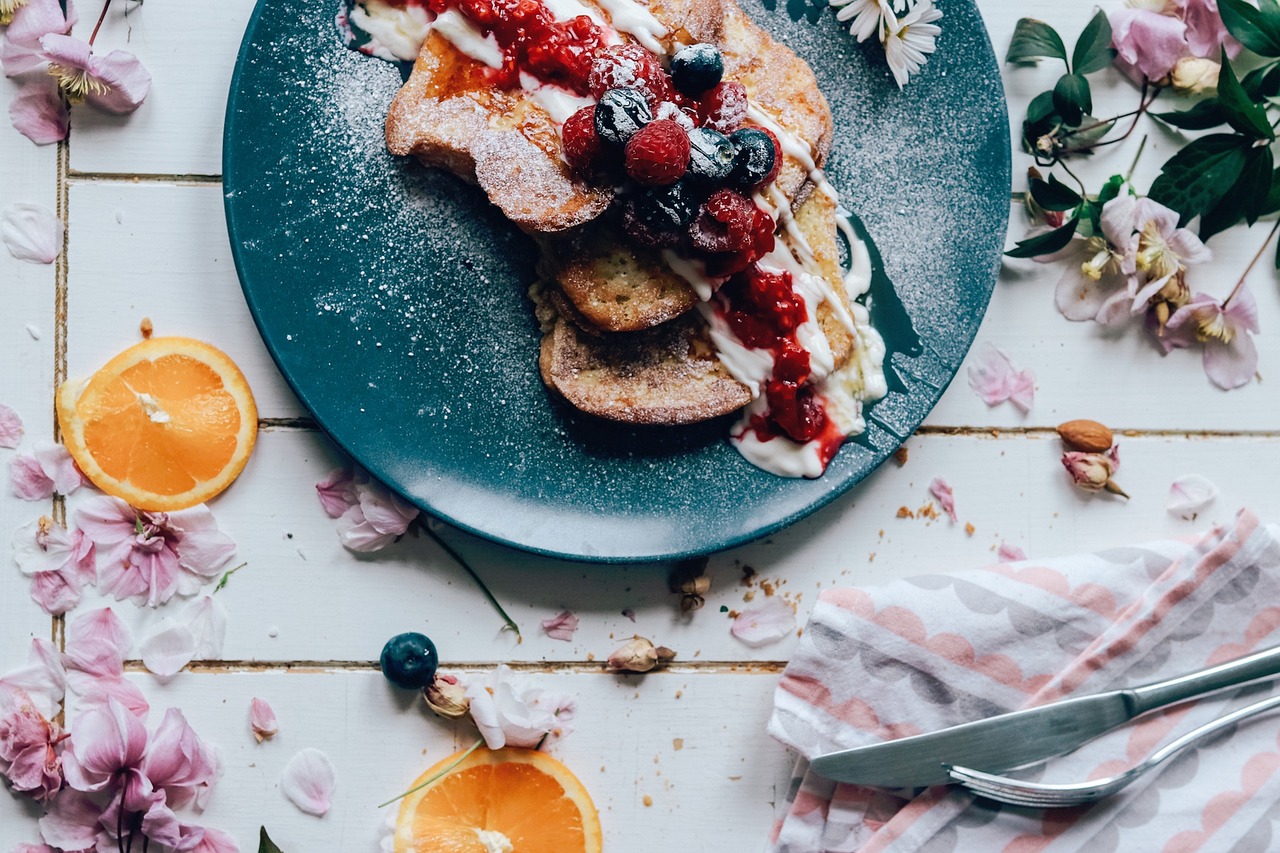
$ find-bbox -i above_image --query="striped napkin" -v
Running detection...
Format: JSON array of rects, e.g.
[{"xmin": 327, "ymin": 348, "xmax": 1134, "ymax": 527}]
[{"xmin": 767, "ymin": 510, "xmax": 1280, "ymax": 853}]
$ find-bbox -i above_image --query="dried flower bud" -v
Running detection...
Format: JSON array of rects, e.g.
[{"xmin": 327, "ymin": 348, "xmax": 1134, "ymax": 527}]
[
  {"xmin": 607, "ymin": 636, "xmax": 659, "ymax": 673},
  {"xmin": 680, "ymin": 575, "xmax": 711, "ymax": 596},
  {"xmin": 1171, "ymin": 56, "xmax": 1219, "ymax": 95},
  {"xmin": 1062, "ymin": 447, "xmax": 1128, "ymax": 498},
  {"xmin": 422, "ymin": 673, "xmax": 470, "ymax": 719},
  {"xmin": 680, "ymin": 593, "xmax": 705, "ymax": 613},
  {"xmin": 654, "ymin": 646, "xmax": 677, "ymax": 662}
]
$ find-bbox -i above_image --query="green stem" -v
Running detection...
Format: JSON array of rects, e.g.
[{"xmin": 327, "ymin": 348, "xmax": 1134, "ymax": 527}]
[
  {"xmin": 378, "ymin": 738, "xmax": 484, "ymax": 808},
  {"xmin": 1125, "ymin": 135, "xmax": 1148, "ymax": 183},
  {"xmin": 213, "ymin": 562, "xmax": 248, "ymax": 593},
  {"xmin": 1225, "ymin": 218, "xmax": 1280, "ymax": 306},
  {"xmin": 421, "ymin": 519, "xmax": 520, "ymax": 637}
]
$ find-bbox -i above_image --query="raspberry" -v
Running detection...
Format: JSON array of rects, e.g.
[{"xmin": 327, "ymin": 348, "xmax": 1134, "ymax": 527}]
[
  {"xmin": 588, "ymin": 44, "xmax": 676, "ymax": 107},
  {"xmin": 624, "ymin": 119, "xmax": 691, "ymax": 186},
  {"xmin": 690, "ymin": 189, "xmax": 756, "ymax": 253},
  {"xmin": 561, "ymin": 105, "xmax": 607, "ymax": 177},
  {"xmin": 697, "ymin": 81, "xmax": 747, "ymax": 133}
]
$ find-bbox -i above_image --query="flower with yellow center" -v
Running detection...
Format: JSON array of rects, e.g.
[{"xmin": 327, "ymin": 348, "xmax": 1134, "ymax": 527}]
[
  {"xmin": 47, "ymin": 63, "xmax": 110, "ymax": 105},
  {"xmin": 1080, "ymin": 236, "xmax": 1123, "ymax": 281},
  {"xmin": 1134, "ymin": 218, "xmax": 1184, "ymax": 281},
  {"xmin": 0, "ymin": 0, "xmax": 29, "ymax": 25}
]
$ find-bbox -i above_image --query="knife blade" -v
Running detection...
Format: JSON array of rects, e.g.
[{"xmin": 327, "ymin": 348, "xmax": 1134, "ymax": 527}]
[{"xmin": 808, "ymin": 642, "xmax": 1280, "ymax": 788}]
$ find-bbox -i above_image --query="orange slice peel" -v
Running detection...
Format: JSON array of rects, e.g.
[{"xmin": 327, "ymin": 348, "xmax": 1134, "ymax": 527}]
[{"xmin": 56, "ymin": 336, "xmax": 258, "ymax": 512}]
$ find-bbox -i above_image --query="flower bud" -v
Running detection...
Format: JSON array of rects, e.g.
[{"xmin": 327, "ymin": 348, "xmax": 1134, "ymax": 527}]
[
  {"xmin": 1171, "ymin": 57, "xmax": 1220, "ymax": 94},
  {"xmin": 422, "ymin": 673, "xmax": 470, "ymax": 719},
  {"xmin": 1061, "ymin": 447, "xmax": 1128, "ymax": 498},
  {"xmin": 607, "ymin": 636, "xmax": 659, "ymax": 673}
]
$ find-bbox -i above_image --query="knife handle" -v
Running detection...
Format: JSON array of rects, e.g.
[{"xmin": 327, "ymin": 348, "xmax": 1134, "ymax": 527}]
[{"xmin": 1128, "ymin": 643, "xmax": 1280, "ymax": 717}]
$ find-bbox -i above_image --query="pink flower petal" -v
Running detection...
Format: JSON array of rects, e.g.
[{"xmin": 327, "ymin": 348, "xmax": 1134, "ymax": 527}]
[
  {"xmin": 250, "ymin": 697, "xmax": 278, "ymax": 742},
  {"xmin": 335, "ymin": 503, "xmax": 395, "ymax": 552},
  {"xmin": 1203, "ymin": 332, "xmax": 1259, "ymax": 390},
  {"xmin": 8, "ymin": 80, "xmax": 69, "ymax": 144},
  {"xmin": 191, "ymin": 827, "xmax": 240, "ymax": 853},
  {"xmin": 11, "ymin": 844, "xmax": 58, "ymax": 853},
  {"xmin": 5, "ymin": 0, "xmax": 75, "ymax": 45},
  {"xmin": 966, "ymin": 343, "xmax": 1034, "ymax": 413},
  {"xmin": 997, "ymin": 541, "xmax": 1027, "ymax": 562},
  {"xmin": 731, "ymin": 598, "xmax": 796, "ymax": 647},
  {"xmin": 144, "ymin": 707, "xmax": 221, "ymax": 809},
  {"xmin": 34, "ymin": 440, "xmax": 82, "ymax": 494},
  {"xmin": 10, "ymin": 454, "xmax": 54, "ymax": 500},
  {"xmin": 0, "ymin": 36, "xmax": 51, "ymax": 75},
  {"xmin": 182, "ymin": 595, "xmax": 227, "ymax": 660},
  {"xmin": 541, "ymin": 609, "xmax": 579, "ymax": 642},
  {"xmin": 84, "ymin": 48, "xmax": 151, "ymax": 114},
  {"xmin": 354, "ymin": 481, "xmax": 418, "ymax": 536},
  {"xmin": 139, "ymin": 620, "xmax": 197, "ymax": 678},
  {"xmin": 281, "ymin": 747, "xmax": 336, "ymax": 817},
  {"xmin": 74, "ymin": 494, "xmax": 137, "ymax": 545},
  {"xmin": 1054, "ymin": 265, "xmax": 1123, "ymax": 323},
  {"xmin": 928, "ymin": 477, "xmax": 957, "ymax": 523},
  {"xmin": 315, "ymin": 467, "xmax": 356, "ymax": 518},
  {"xmin": 0, "ymin": 403, "xmax": 23, "ymax": 448},
  {"xmin": 71, "ymin": 673, "xmax": 149, "ymax": 718},
  {"xmin": 1168, "ymin": 474, "xmax": 1218, "ymax": 520},
  {"xmin": 2, "ymin": 202, "xmax": 62, "ymax": 263},
  {"xmin": 1109, "ymin": 7, "xmax": 1189, "ymax": 81},
  {"xmin": 0, "ymin": 638, "xmax": 66, "ymax": 718},
  {"xmin": 38, "ymin": 790, "xmax": 102, "ymax": 852},
  {"xmin": 64, "ymin": 607, "xmax": 132, "ymax": 678}
]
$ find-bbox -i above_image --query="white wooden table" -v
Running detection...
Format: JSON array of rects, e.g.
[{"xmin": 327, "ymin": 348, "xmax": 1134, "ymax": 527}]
[{"xmin": 2, "ymin": 1, "xmax": 1278, "ymax": 850}]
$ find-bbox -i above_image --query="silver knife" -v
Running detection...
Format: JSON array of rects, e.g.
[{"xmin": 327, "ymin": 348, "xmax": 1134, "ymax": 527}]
[{"xmin": 809, "ymin": 642, "xmax": 1280, "ymax": 788}]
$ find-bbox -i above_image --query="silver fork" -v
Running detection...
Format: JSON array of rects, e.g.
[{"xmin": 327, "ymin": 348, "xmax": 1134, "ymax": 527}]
[{"xmin": 946, "ymin": 693, "xmax": 1280, "ymax": 808}]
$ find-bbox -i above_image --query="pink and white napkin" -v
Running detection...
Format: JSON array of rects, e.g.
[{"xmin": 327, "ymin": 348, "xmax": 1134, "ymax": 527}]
[{"xmin": 768, "ymin": 510, "xmax": 1280, "ymax": 853}]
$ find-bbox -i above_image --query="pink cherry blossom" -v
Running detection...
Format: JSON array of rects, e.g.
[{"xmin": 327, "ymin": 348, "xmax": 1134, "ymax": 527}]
[
  {"xmin": 62, "ymin": 699, "xmax": 154, "ymax": 813},
  {"xmin": 965, "ymin": 343, "xmax": 1034, "ymax": 413},
  {"xmin": 12, "ymin": 515, "xmax": 97, "ymax": 614},
  {"xmin": 10, "ymin": 440, "xmax": 82, "ymax": 500},
  {"xmin": 997, "ymin": 541, "xmax": 1027, "ymax": 562},
  {"xmin": 2, "ymin": 201, "xmax": 62, "ymax": 263},
  {"xmin": 928, "ymin": 477, "xmax": 957, "ymax": 523},
  {"xmin": 249, "ymin": 697, "xmax": 278, "ymax": 742},
  {"xmin": 1181, "ymin": 0, "xmax": 1239, "ymax": 58},
  {"xmin": 1111, "ymin": 6, "xmax": 1188, "ymax": 81},
  {"xmin": 317, "ymin": 466, "xmax": 420, "ymax": 550},
  {"xmin": 541, "ymin": 609, "xmax": 579, "ymax": 642},
  {"xmin": 0, "ymin": 402, "xmax": 24, "ymax": 447},
  {"xmin": 465, "ymin": 665, "xmax": 576, "ymax": 749},
  {"xmin": 1162, "ymin": 287, "xmax": 1260, "ymax": 390},
  {"xmin": 730, "ymin": 597, "xmax": 797, "ymax": 647},
  {"xmin": 143, "ymin": 708, "xmax": 221, "ymax": 810},
  {"xmin": 281, "ymin": 747, "xmax": 336, "ymax": 817},
  {"xmin": 78, "ymin": 495, "xmax": 236, "ymax": 607},
  {"xmin": 0, "ymin": 688, "xmax": 65, "ymax": 802}
]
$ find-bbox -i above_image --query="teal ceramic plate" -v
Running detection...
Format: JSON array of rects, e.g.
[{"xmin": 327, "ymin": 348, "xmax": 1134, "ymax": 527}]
[{"xmin": 223, "ymin": 0, "xmax": 1009, "ymax": 562}]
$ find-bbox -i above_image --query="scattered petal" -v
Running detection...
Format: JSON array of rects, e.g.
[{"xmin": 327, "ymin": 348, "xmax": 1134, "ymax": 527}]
[
  {"xmin": 64, "ymin": 607, "xmax": 131, "ymax": 678},
  {"xmin": 1167, "ymin": 474, "xmax": 1218, "ymax": 520},
  {"xmin": 13, "ymin": 516, "xmax": 96, "ymax": 615},
  {"xmin": 139, "ymin": 620, "xmax": 196, "ymax": 678},
  {"xmin": 315, "ymin": 467, "xmax": 356, "ymax": 518},
  {"xmin": 182, "ymin": 595, "xmax": 227, "ymax": 660},
  {"xmin": 997, "ymin": 541, "xmax": 1027, "ymax": 562},
  {"xmin": 0, "ymin": 403, "xmax": 24, "ymax": 447},
  {"xmin": 541, "ymin": 610, "xmax": 579, "ymax": 642},
  {"xmin": 249, "ymin": 697, "xmax": 278, "ymax": 742},
  {"xmin": 8, "ymin": 80, "xmax": 69, "ymax": 144},
  {"xmin": 1, "ymin": 202, "xmax": 62, "ymax": 263},
  {"xmin": 0, "ymin": 638, "xmax": 66, "ymax": 718},
  {"xmin": 966, "ymin": 343, "xmax": 1035, "ymax": 413},
  {"xmin": 281, "ymin": 747, "xmax": 336, "ymax": 817},
  {"xmin": 928, "ymin": 477, "xmax": 957, "ymax": 523},
  {"xmin": 730, "ymin": 598, "xmax": 796, "ymax": 647},
  {"xmin": 10, "ymin": 453, "xmax": 53, "ymax": 500}
]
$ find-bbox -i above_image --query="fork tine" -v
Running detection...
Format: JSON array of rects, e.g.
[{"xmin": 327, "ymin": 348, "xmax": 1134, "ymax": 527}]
[{"xmin": 946, "ymin": 765, "xmax": 1096, "ymax": 808}]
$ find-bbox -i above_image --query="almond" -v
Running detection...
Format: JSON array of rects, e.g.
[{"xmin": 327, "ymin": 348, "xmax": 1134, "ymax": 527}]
[{"xmin": 1057, "ymin": 419, "xmax": 1113, "ymax": 452}]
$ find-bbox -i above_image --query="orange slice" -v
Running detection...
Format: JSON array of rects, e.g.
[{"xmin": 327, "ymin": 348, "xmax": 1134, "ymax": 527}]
[
  {"xmin": 56, "ymin": 336, "xmax": 258, "ymax": 511},
  {"xmin": 393, "ymin": 747, "xmax": 603, "ymax": 853}
]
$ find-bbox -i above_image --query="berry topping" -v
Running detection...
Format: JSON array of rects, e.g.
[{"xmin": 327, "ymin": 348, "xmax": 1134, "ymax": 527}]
[
  {"xmin": 690, "ymin": 189, "xmax": 758, "ymax": 253},
  {"xmin": 594, "ymin": 87, "xmax": 653, "ymax": 145},
  {"xmin": 686, "ymin": 127, "xmax": 736, "ymax": 183},
  {"xmin": 622, "ymin": 181, "xmax": 699, "ymax": 248},
  {"xmin": 697, "ymin": 80, "xmax": 747, "ymax": 133},
  {"xmin": 561, "ymin": 105, "xmax": 608, "ymax": 177},
  {"xmin": 728, "ymin": 127, "xmax": 781, "ymax": 189},
  {"xmin": 624, "ymin": 119, "xmax": 692, "ymax": 186},
  {"xmin": 654, "ymin": 100, "xmax": 696, "ymax": 131},
  {"xmin": 588, "ymin": 44, "xmax": 676, "ymax": 107},
  {"xmin": 671, "ymin": 43, "xmax": 724, "ymax": 96},
  {"xmin": 380, "ymin": 632, "xmax": 439, "ymax": 690}
]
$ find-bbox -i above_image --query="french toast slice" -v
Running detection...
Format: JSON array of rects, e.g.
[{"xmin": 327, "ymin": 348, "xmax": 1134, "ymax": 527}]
[
  {"xmin": 537, "ymin": 189, "xmax": 856, "ymax": 425},
  {"xmin": 385, "ymin": 0, "xmax": 729, "ymax": 233},
  {"xmin": 539, "ymin": 0, "xmax": 836, "ymax": 332}
]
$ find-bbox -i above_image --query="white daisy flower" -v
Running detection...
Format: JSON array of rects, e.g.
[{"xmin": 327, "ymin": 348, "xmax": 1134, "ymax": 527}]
[
  {"xmin": 882, "ymin": 0, "xmax": 943, "ymax": 88},
  {"xmin": 831, "ymin": 0, "xmax": 893, "ymax": 43}
]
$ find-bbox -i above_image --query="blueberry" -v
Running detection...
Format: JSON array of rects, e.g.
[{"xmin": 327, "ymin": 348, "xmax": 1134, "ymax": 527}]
[
  {"xmin": 594, "ymin": 88, "xmax": 653, "ymax": 145},
  {"xmin": 380, "ymin": 632, "xmax": 438, "ymax": 690},
  {"xmin": 622, "ymin": 181, "xmax": 699, "ymax": 247},
  {"xmin": 686, "ymin": 127, "xmax": 736, "ymax": 183},
  {"xmin": 671, "ymin": 44, "xmax": 724, "ymax": 96},
  {"xmin": 728, "ymin": 127, "xmax": 778, "ymax": 190}
]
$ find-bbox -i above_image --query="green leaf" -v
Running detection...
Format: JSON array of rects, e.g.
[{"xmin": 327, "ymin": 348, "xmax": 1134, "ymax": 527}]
[
  {"xmin": 1026, "ymin": 90, "xmax": 1057, "ymax": 123},
  {"xmin": 1217, "ymin": 51, "xmax": 1275, "ymax": 139},
  {"xmin": 1219, "ymin": 0, "xmax": 1280, "ymax": 57},
  {"xmin": 1242, "ymin": 61, "xmax": 1280, "ymax": 99},
  {"xmin": 1072, "ymin": 10, "xmax": 1116, "ymax": 75},
  {"xmin": 1152, "ymin": 98, "xmax": 1229, "ymax": 131},
  {"xmin": 1068, "ymin": 115, "xmax": 1116, "ymax": 149},
  {"xmin": 1029, "ymin": 174, "xmax": 1083, "ymax": 211},
  {"xmin": 1096, "ymin": 174, "xmax": 1126, "ymax": 209},
  {"xmin": 1053, "ymin": 73, "xmax": 1091, "ymax": 126},
  {"xmin": 259, "ymin": 827, "xmax": 284, "ymax": 853},
  {"xmin": 1005, "ymin": 217, "xmax": 1079, "ymax": 258},
  {"xmin": 1198, "ymin": 146, "xmax": 1273, "ymax": 240},
  {"xmin": 1148, "ymin": 134, "xmax": 1252, "ymax": 226},
  {"xmin": 1261, "ymin": 168, "xmax": 1280, "ymax": 216},
  {"xmin": 1007, "ymin": 18, "xmax": 1069, "ymax": 66}
]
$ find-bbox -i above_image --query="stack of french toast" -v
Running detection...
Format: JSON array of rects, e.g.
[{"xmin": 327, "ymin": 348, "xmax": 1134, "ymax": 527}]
[{"xmin": 384, "ymin": 0, "xmax": 862, "ymax": 431}]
